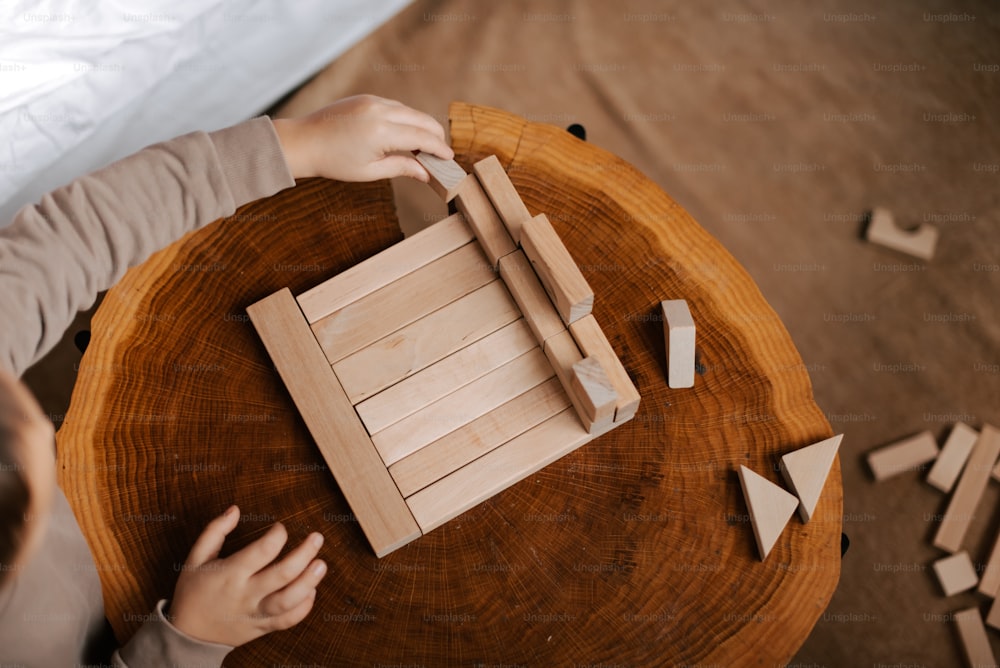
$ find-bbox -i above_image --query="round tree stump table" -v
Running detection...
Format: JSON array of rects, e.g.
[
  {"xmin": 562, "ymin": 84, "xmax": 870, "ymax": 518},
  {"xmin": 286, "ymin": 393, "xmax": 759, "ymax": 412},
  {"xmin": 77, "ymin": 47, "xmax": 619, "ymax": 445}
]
[{"xmin": 58, "ymin": 102, "xmax": 841, "ymax": 666}]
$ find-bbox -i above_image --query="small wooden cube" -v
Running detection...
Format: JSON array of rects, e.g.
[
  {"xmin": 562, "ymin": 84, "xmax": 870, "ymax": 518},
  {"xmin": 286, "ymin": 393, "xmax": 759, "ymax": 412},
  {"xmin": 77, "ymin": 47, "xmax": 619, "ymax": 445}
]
[{"xmin": 933, "ymin": 551, "xmax": 979, "ymax": 596}]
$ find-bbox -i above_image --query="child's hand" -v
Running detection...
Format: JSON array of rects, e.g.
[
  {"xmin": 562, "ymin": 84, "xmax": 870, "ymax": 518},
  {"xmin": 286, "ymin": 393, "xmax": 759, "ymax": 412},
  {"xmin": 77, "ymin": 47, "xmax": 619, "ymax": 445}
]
[
  {"xmin": 273, "ymin": 94, "xmax": 454, "ymax": 182},
  {"xmin": 169, "ymin": 506, "xmax": 328, "ymax": 647}
]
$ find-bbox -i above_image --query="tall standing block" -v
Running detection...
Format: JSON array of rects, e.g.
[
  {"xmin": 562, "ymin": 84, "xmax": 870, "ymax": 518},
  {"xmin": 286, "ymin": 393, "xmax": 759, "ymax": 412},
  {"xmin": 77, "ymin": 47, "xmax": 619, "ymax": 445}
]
[
  {"xmin": 520, "ymin": 213, "xmax": 594, "ymax": 325},
  {"xmin": 472, "ymin": 154, "xmax": 532, "ymax": 243},
  {"xmin": 661, "ymin": 299, "xmax": 696, "ymax": 388},
  {"xmin": 934, "ymin": 424, "xmax": 1000, "ymax": 553},
  {"xmin": 414, "ymin": 151, "xmax": 468, "ymax": 202}
]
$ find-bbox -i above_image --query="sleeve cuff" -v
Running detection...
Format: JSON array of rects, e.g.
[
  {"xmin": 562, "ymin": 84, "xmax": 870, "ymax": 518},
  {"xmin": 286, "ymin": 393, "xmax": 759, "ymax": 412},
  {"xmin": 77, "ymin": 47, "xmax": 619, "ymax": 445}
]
[
  {"xmin": 116, "ymin": 599, "xmax": 232, "ymax": 668},
  {"xmin": 208, "ymin": 116, "xmax": 296, "ymax": 207}
]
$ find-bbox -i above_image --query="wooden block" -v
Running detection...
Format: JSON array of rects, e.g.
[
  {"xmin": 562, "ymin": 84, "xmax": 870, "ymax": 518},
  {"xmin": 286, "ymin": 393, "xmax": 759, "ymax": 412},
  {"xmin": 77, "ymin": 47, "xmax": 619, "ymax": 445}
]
[
  {"xmin": 737, "ymin": 465, "xmax": 800, "ymax": 561},
  {"xmin": 454, "ymin": 177, "xmax": 517, "ymax": 267},
  {"xmin": 498, "ymin": 250, "xmax": 565, "ymax": 345},
  {"xmin": 954, "ymin": 608, "xmax": 997, "ymax": 668},
  {"xmin": 867, "ymin": 431, "xmax": 939, "ymax": 481},
  {"xmin": 569, "ymin": 314, "xmax": 641, "ymax": 423},
  {"xmin": 570, "ymin": 356, "xmax": 617, "ymax": 431},
  {"xmin": 980, "ymin": 529, "xmax": 1000, "ymax": 598},
  {"xmin": 520, "ymin": 213, "xmax": 594, "ymax": 324},
  {"xmin": 987, "ymin": 597, "xmax": 1000, "ymax": 633},
  {"xmin": 934, "ymin": 424, "xmax": 1000, "ymax": 553},
  {"xmin": 415, "ymin": 151, "xmax": 468, "ymax": 202},
  {"xmin": 371, "ymin": 348, "xmax": 555, "ymax": 466},
  {"xmin": 928, "ymin": 422, "xmax": 980, "ymax": 493},
  {"xmin": 356, "ymin": 319, "xmax": 536, "ymax": 434},
  {"xmin": 296, "ymin": 212, "xmax": 474, "ymax": 323},
  {"xmin": 933, "ymin": 551, "xmax": 979, "ymax": 596},
  {"xmin": 779, "ymin": 434, "xmax": 843, "ymax": 523},
  {"xmin": 406, "ymin": 408, "xmax": 603, "ymax": 533},
  {"xmin": 993, "ymin": 458, "xmax": 1000, "ymax": 483},
  {"xmin": 334, "ymin": 279, "xmax": 520, "ymax": 403},
  {"xmin": 311, "ymin": 242, "xmax": 495, "ymax": 364},
  {"xmin": 661, "ymin": 299, "xmax": 696, "ymax": 389},
  {"xmin": 247, "ymin": 289, "xmax": 420, "ymax": 557},
  {"xmin": 472, "ymin": 154, "xmax": 532, "ymax": 243},
  {"xmin": 389, "ymin": 377, "xmax": 571, "ymax": 497},
  {"xmin": 865, "ymin": 206, "xmax": 938, "ymax": 261},
  {"xmin": 542, "ymin": 328, "xmax": 589, "ymax": 429}
]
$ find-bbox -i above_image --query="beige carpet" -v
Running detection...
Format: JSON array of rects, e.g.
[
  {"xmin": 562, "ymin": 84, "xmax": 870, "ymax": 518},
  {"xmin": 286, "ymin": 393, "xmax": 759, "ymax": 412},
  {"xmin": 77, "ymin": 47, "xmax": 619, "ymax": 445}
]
[{"xmin": 25, "ymin": 0, "xmax": 1000, "ymax": 665}]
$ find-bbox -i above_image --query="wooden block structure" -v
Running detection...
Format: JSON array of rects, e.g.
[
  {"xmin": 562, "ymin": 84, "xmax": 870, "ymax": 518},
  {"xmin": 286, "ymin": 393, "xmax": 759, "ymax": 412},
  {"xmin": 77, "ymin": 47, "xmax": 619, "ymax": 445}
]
[
  {"xmin": 865, "ymin": 206, "xmax": 938, "ymax": 261},
  {"xmin": 932, "ymin": 551, "xmax": 979, "ymax": 596},
  {"xmin": 779, "ymin": 434, "xmax": 842, "ymax": 523},
  {"xmin": 927, "ymin": 422, "xmax": 979, "ymax": 493},
  {"xmin": 954, "ymin": 607, "xmax": 997, "ymax": 668},
  {"xmin": 520, "ymin": 213, "xmax": 594, "ymax": 324},
  {"xmin": 934, "ymin": 424, "xmax": 1000, "ymax": 553},
  {"xmin": 867, "ymin": 431, "xmax": 939, "ymax": 481},
  {"xmin": 248, "ymin": 153, "xmax": 640, "ymax": 555},
  {"xmin": 661, "ymin": 299, "xmax": 696, "ymax": 388},
  {"xmin": 737, "ymin": 465, "xmax": 800, "ymax": 561}
]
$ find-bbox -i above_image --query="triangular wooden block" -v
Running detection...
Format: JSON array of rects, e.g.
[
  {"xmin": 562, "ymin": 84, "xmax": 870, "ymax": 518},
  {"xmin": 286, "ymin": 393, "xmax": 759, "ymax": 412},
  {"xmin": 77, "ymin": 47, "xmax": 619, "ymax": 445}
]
[
  {"xmin": 779, "ymin": 434, "xmax": 843, "ymax": 524},
  {"xmin": 738, "ymin": 465, "xmax": 799, "ymax": 561}
]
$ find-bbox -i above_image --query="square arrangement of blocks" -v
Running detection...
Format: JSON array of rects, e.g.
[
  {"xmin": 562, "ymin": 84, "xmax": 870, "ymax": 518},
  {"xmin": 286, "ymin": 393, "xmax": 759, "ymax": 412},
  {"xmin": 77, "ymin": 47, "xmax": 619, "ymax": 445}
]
[{"xmin": 248, "ymin": 153, "xmax": 640, "ymax": 556}]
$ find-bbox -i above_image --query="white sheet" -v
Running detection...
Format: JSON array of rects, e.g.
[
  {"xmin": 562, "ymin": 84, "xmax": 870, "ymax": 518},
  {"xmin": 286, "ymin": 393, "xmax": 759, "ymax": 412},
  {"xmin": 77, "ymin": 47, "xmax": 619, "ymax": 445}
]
[{"xmin": 0, "ymin": 0, "xmax": 412, "ymax": 225}]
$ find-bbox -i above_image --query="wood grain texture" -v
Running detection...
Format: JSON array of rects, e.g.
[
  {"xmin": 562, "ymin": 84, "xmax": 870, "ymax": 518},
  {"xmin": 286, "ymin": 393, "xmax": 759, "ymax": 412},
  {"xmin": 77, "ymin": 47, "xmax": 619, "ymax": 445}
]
[
  {"xmin": 472, "ymin": 154, "xmax": 532, "ymax": 243},
  {"xmin": 415, "ymin": 151, "xmax": 468, "ymax": 201},
  {"xmin": 247, "ymin": 289, "xmax": 419, "ymax": 556},
  {"xmin": 520, "ymin": 213, "xmax": 594, "ymax": 324},
  {"xmin": 498, "ymin": 249, "xmax": 565, "ymax": 345},
  {"xmin": 56, "ymin": 104, "xmax": 841, "ymax": 667},
  {"xmin": 454, "ymin": 176, "xmax": 517, "ymax": 267}
]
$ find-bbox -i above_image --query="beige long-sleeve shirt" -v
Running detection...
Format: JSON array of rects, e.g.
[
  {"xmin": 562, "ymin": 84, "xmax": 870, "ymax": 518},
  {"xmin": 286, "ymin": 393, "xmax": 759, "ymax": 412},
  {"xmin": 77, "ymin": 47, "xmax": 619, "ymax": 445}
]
[{"xmin": 0, "ymin": 117, "xmax": 295, "ymax": 666}]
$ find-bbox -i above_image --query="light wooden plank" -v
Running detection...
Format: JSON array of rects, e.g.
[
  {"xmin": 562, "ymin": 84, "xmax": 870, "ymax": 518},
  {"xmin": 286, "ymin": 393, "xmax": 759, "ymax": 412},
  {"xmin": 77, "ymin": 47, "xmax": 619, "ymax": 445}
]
[
  {"xmin": 866, "ymin": 431, "xmax": 939, "ymax": 481},
  {"xmin": 356, "ymin": 319, "xmax": 536, "ymax": 434},
  {"xmin": 934, "ymin": 424, "xmax": 1000, "ymax": 553},
  {"xmin": 932, "ymin": 551, "xmax": 979, "ymax": 596},
  {"xmin": 371, "ymin": 348, "xmax": 555, "ymax": 466},
  {"xmin": 569, "ymin": 314, "xmax": 641, "ymax": 422},
  {"xmin": 247, "ymin": 289, "xmax": 419, "ymax": 557},
  {"xmin": 738, "ymin": 465, "xmax": 799, "ymax": 561},
  {"xmin": 311, "ymin": 242, "xmax": 495, "ymax": 364},
  {"xmin": 415, "ymin": 151, "xmax": 468, "ymax": 201},
  {"xmin": 498, "ymin": 249, "xmax": 565, "ymax": 345},
  {"xmin": 472, "ymin": 154, "xmax": 532, "ymax": 243},
  {"xmin": 661, "ymin": 299, "xmax": 696, "ymax": 389},
  {"xmin": 955, "ymin": 607, "xmax": 997, "ymax": 668},
  {"xmin": 570, "ymin": 356, "xmax": 617, "ymax": 430},
  {"xmin": 927, "ymin": 422, "xmax": 979, "ymax": 493},
  {"xmin": 296, "ymin": 212, "xmax": 474, "ymax": 323},
  {"xmin": 542, "ymin": 328, "xmax": 589, "ymax": 429},
  {"xmin": 865, "ymin": 206, "xmax": 938, "ymax": 261},
  {"xmin": 779, "ymin": 434, "xmax": 843, "ymax": 524},
  {"xmin": 520, "ymin": 213, "xmax": 593, "ymax": 324},
  {"xmin": 390, "ymin": 377, "xmax": 571, "ymax": 497},
  {"xmin": 406, "ymin": 408, "xmax": 599, "ymax": 533},
  {"xmin": 980, "ymin": 526, "xmax": 1000, "ymax": 598},
  {"xmin": 987, "ymin": 596, "xmax": 1000, "ymax": 632},
  {"xmin": 333, "ymin": 279, "xmax": 520, "ymax": 403},
  {"xmin": 454, "ymin": 177, "xmax": 517, "ymax": 267}
]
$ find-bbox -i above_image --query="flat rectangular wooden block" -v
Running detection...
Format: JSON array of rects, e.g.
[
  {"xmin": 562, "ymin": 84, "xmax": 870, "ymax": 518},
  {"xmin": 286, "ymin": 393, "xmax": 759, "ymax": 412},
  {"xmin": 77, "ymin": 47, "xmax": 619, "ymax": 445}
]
[
  {"xmin": 542, "ymin": 328, "xmax": 588, "ymax": 428},
  {"xmin": 247, "ymin": 289, "xmax": 420, "ymax": 557},
  {"xmin": 455, "ymin": 177, "xmax": 517, "ymax": 267},
  {"xmin": 954, "ymin": 607, "xmax": 997, "ymax": 668},
  {"xmin": 980, "ymin": 528, "xmax": 1000, "ymax": 598},
  {"xmin": 661, "ymin": 299, "xmax": 696, "ymax": 389},
  {"xmin": 520, "ymin": 213, "xmax": 593, "ymax": 325},
  {"xmin": 569, "ymin": 314, "xmax": 641, "ymax": 423},
  {"xmin": 867, "ymin": 431, "xmax": 939, "ymax": 481},
  {"xmin": 311, "ymin": 242, "xmax": 495, "ymax": 364},
  {"xmin": 296, "ymin": 212, "xmax": 474, "ymax": 323},
  {"xmin": 389, "ymin": 377, "xmax": 571, "ymax": 497},
  {"xmin": 472, "ymin": 154, "xmax": 532, "ymax": 243},
  {"xmin": 498, "ymin": 249, "xmax": 565, "ymax": 345},
  {"xmin": 415, "ymin": 151, "xmax": 468, "ymax": 202},
  {"xmin": 570, "ymin": 356, "xmax": 617, "ymax": 430},
  {"xmin": 933, "ymin": 551, "xmax": 979, "ymax": 596},
  {"xmin": 934, "ymin": 424, "xmax": 1000, "ymax": 553},
  {"xmin": 927, "ymin": 422, "xmax": 979, "ymax": 492}
]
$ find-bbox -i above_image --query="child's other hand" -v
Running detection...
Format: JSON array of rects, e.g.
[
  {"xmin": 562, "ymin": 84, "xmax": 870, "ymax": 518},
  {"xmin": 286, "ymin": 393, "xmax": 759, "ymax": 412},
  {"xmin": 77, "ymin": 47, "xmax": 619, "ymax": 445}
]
[
  {"xmin": 169, "ymin": 506, "xmax": 327, "ymax": 647},
  {"xmin": 273, "ymin": 94, "xmax": 454, "ymax": 182}
]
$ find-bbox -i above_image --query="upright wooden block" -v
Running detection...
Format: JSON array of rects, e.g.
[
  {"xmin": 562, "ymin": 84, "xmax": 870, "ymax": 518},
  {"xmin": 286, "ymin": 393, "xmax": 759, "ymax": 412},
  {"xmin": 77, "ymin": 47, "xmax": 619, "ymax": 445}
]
[
  {"xmin": 933, "ymin": 551, "xmax": 979, "ymax": 596},
  {"xmin": 520, "ymin": 213, "xmax": 594, "ymax": 324},
  {"xmin": 542, "ymin": 328, "xmax": 589, "ymax": 429},
  {"xmin": 415, "ymin": 151, "xmax": 468, "ymax": 202},
  {"xmin": 247, "ymin": 289, "xmax": 420, "ymax": 557},
  {"xmin": 569, "ymin": 315, "xmax": 641, "ymax": 422},
  {"xmin": 737, "ymin": 465, "xmax": 799, "ymax": 561},
  {"xmin": 934, "ymin": 424, "xmax": 1000, "ymax": 553},
  {"xmin": 928, "ymin": 422, "xmax": 980, "ymax": 493},
  {"xmin": 779, "ymin": 434, "xmax": 843, "ymax": 523},
  {"xmin": 498, "ymin": 250, "xmax": 565, "ymax": 345},
  {"xmin": 867, "ymin": 431, "xmax": 939, "ymax": 481},
  {"xmin": 661, "ymin": 299, "xmax": 696, "ymax": 388},
  {"xmin": 954, "ymin": 608, "xmax": 997, "ymax": 668},
  {"xmin": 865, "ymin": 206, "xmax": 938, "ymax": 261},
  {"xmin": 454, "ymin": 178, "xmax": 517, "ymax": 267},
  {"xmin": 570, "ymin": 356, "xmax": 618, "ymax": 431},
  {"xmin": 472, "ymin": 154, "xmax": 532, "ymax": 243}
]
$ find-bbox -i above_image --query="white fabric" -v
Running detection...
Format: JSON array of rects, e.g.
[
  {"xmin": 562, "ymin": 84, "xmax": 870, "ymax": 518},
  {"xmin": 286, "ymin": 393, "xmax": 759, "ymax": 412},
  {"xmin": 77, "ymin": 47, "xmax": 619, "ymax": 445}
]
[{"xmin": 0, "ymin": 0, "xmax": 412, "ymax": 225}]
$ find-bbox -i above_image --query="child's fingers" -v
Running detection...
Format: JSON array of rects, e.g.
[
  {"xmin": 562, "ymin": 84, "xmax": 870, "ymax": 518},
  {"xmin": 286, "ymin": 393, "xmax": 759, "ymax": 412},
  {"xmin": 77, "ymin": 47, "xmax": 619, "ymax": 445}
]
[
  {"xmin": 368, "ymin": 154, "xmax": 430, "ymax": 182},
  {"xmin": 259, "ymin": 559, "xmax": 327, "ymax": 618},
  {"xmin": 268, "ymin": 588, "xmax": 318, "ymax": 632},
  {"xmin": 184, "ymin": 505, "xmax": 239, "ymax": 568},
  {"xmin": 227, "ymin": 522, "xmax": 288, "ymax": 575},
  {"xmin": 383, "ymin": 124, "xmax": 454, "ymax": 161},
  {"xmin": 383, "ymin": 105, "xmax": 449, "ymax": 144},
  {"xmin": 252, "ymin": 532, "xmax": 324, "ymax": 592}
]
